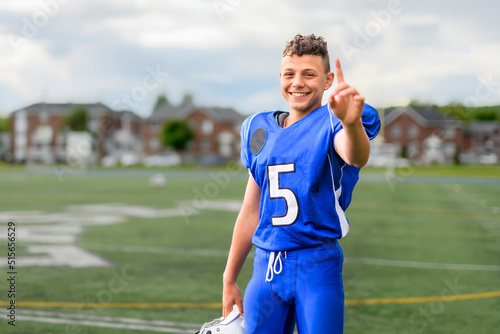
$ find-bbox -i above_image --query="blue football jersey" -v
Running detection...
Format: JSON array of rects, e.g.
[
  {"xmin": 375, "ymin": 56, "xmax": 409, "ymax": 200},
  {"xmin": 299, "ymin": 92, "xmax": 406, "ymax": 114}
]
[{"xmin": 240, "ymin": 103, "xmax": 380, "ymax": 251}]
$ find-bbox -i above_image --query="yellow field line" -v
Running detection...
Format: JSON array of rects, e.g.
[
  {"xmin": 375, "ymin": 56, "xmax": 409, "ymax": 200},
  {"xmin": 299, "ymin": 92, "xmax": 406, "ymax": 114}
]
[
  {"xmin": 1, "ymin": 290, "xmax": 499, "ymax": 308},
  {"xmin": 345, "ymin": 290, "xmax": 500, "ymax": 305}
]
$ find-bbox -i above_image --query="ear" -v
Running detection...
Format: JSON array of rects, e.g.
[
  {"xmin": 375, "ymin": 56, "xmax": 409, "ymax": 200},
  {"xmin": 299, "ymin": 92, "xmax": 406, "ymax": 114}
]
[{"xmin": 324, "ymin": 72, "xmax": 334, "ymax": 90}]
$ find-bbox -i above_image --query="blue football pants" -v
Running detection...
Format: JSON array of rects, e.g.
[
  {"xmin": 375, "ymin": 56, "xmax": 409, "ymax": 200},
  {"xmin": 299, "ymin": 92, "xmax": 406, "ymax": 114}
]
[{"xmin": 243, "ymin": 239, "xmax": 344, "ymax": 334}]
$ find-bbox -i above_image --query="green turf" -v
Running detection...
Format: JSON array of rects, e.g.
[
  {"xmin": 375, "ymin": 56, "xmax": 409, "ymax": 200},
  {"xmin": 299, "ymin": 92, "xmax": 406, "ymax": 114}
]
[
  {"xmin": 363, "ymin": 164, "xmax": 500, "ymax": 178},
  {"xmin": 0, "ymin": 166, "xmax": 499, "ymax": 333}
]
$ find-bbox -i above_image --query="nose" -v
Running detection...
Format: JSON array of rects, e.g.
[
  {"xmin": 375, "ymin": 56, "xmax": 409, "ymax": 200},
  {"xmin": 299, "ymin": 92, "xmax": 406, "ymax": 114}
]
[{"xmin": 292, "ymin": 76, "xmax": 305, "ymax": 88}]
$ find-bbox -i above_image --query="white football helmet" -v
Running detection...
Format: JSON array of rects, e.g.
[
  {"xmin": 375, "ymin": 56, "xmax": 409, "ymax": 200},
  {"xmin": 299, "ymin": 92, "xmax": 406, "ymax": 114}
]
[{"xmin": 196, "ymin": 305, "xmax": 245, "ymax": 334}]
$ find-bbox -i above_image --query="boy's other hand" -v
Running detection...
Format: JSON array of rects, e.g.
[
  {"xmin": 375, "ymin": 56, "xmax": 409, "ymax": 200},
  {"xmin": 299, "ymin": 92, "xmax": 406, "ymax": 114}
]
[
  {"xmin": 222, "ymin": 280, "xmax": 244, "ymax": 318},
  {"xmin": 329, "ymin": 58, "xmax": 365, "ymax": 126}
]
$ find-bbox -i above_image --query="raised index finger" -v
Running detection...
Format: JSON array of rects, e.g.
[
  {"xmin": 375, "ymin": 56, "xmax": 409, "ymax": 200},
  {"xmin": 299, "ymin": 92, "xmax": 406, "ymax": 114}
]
[{"xmin": 335, "ymin": 58, "xmax": 345, "ymax": 84}]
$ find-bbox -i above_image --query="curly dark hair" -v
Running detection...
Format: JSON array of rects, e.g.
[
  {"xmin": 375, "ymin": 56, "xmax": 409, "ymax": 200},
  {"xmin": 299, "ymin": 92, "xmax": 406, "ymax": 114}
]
[{"xmin": 282, "ymin": 34, "xmax": 330, "ymax": 73}]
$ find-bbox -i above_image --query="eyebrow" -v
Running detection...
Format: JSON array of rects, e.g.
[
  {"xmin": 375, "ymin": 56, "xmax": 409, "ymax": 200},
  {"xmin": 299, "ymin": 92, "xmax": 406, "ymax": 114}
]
[{"xmin": 282, "ymin": 68, "xmax": 318, "ymax": 72}]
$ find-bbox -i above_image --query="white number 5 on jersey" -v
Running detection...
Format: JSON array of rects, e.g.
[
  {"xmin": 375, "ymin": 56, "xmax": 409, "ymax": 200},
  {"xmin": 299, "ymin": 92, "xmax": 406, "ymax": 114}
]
[{"xmin": 267, "ymin": 163, "xmax": 299, "ymax": 226}]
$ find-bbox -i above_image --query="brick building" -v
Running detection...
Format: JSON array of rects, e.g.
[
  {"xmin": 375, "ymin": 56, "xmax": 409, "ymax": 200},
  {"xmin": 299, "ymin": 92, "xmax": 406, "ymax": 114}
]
[
  {"xmin": 144, "ymin": 96, "xmax": 245, "ymax": 160},
  {"xmin": 9, "ymin": 103, "xmax": 141, "ymax": 163},
  {"xmin": 462, "ymin": 121, "xmax": 500, "ymax": 163},
  {"xmin": 383, "ymin": 106, "xmax": 463, "ymax": 163}
]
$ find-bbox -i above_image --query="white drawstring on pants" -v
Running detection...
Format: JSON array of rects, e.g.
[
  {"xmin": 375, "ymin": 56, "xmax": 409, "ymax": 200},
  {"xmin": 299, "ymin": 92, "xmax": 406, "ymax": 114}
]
[{"xmin": 265, "ymin": 251, "xmax": 287, "ymax": 282}]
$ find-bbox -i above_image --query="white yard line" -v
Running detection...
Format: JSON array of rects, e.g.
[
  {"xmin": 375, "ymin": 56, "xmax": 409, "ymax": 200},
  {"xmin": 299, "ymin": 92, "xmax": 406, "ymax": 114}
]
[
  {"xmin": 17, "ymin": 316, "xmax": 193, "ymax": 333},
  {"xmin": 18, "ymin": 310, "xmax": 200, "ymax": 328},
  {"xmin": 4, "ymin": 310, "xmax": 201, "ymax": 333}
]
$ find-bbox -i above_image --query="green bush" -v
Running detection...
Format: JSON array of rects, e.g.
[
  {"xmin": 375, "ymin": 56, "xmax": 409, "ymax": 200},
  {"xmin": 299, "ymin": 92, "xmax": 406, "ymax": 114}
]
[{"xmin": 161, "ymin": 119, "xmax": 194, "ymax": 151}]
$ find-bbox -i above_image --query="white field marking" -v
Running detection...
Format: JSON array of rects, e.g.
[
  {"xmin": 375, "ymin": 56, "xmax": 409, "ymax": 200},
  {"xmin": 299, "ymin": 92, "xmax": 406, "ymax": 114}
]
[
  {"xmin": 68, "ymin": 203, "xmax": 199, "ymax": 218},
  {"xmin": 4, "ymin": 224, "xmax": 84, "ymax": 244},
  {"xmin": 0, "ymin": 211, "xmax": 124, "ymax": 225},
  {"xmin": 80, "ymin": 244, "xmax": 229, "ymax": 257},
  {"xmin": 13, "ymin": 315, "xmax": 194, "ymax": 333},
  {"xmin": 199, "ymin": 200, "xmax": 243, "ymax": 212},
  {"xmin": 344, "ymin": 257, "xmax": 500, "ymax": 271},
  {"xmin": 0, "ymin": 211, "xmax": 44, "ymax": 221},
  {"xmin": 0, "ymin": 245, "xmax": 111, "ymax": 268},
  {"xmin": 16, "ymin": 310, "xmax": 201, "ymax": 329},
  {"xmin": 0, "ymin": 203, "xmax": 201, "ymax": 268}
]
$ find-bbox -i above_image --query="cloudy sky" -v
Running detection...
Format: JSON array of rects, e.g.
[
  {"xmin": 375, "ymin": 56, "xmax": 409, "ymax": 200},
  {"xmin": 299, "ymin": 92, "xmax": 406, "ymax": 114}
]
[{"xmin": 1, "ymin": 0, "xmax": 499, "ymax": 118}]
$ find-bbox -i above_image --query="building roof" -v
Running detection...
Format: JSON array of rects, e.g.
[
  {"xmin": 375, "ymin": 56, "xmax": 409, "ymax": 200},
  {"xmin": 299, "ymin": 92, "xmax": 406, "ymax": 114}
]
[
  {"xmin": 384, "ymin": 105, "xmax": 462, "ymax": 128},
  {"xmin": 147, "ymin": 102, "xmax": 195, "ymax": 121},
  {"xmin": 112, "ymin": 110, "xmax": 143, "ymax": 121},
  {"xmin": 148, "ymin": 103, "xmax": 244, "ymax": 123},
  {"xmin": 468, "ymin": 121, "xmax": 500, "ymax": 135},
  {"xmin": 197, "ymin": 107, "xmax": 245, "ymax": 122},
  {"xmin": 12, "ymin": 101, "xmax": 244, "ymax": 124},
  {"xmin": 11, "ymin": 102, "xmax": 116, "ymax": 117},
  {"xmin": 10, "ymin": 102, "xmax": 144, "ymax": 124}
]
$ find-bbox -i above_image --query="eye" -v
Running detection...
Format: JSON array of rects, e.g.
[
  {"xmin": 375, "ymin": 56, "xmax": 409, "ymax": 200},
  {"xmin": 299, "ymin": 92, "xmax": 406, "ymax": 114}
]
[
  {"xmin": 304, "ymin": 73, "xmax": 315, "ymax": 77},
  {"xmin": 284, "ymin": 73, "xmax": 294, "ymax": 77}
]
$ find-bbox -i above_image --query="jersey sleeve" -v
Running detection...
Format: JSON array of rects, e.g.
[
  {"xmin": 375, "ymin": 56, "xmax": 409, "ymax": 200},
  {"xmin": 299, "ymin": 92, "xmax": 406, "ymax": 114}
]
[
  {"xmin": 240, "ymin": 115, "xmax": 253, "ymax": 168},
  {"xmin": 361, "ymin": 103, "xmax": 381, "ymax": 140},
  {"xmin": 332, "ymin": 103, "xmax": 380, "ymax": 154}
]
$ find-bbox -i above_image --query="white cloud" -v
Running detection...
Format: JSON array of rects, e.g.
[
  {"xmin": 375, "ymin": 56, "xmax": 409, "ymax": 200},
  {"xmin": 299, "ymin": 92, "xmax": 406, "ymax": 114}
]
[
  {"xmin": 1, "ymin": 0, "xmax": 499, "ymax": 117},
  {"xmin": 0, "ymin": 35, "xmax": 74, "ymax": 103},
  {"xmin": 0, "ymin": 1, "xmax": 44, "ymax": 14}
]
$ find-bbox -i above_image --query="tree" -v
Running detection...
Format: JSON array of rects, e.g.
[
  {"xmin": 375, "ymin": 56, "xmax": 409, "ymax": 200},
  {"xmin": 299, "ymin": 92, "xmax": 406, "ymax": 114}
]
[
  {"xmin": 474, "ymin": 109, "xmax": 498, "ymax": 121},
  {"xmin": 408, "ymin": 100, "xmax": 435, "ymax": 109},
  {"xmin": 63, "ymin": 106, "xmax": 88, "ymax": 131},
  {"xmin": 0, "ymin": 117, "xmax": 9, "ymax": 132},
  {"xmin": 161, "ymin": 119, "xmax": 194, "ymax": 151},
  {"xmin": 401, "ymin": 145, "xmax": 408, "ymax": 159},
  {"xmin": 438, "ymin": 104, "xmax": 500, "ymax": 122},
  {"xmin": 438, "ymin": 103, "xmax": 472, "ymax": 121},
  {"xmin": 154, "ymin": 94, "xmax": 170, "ymax": 111}
]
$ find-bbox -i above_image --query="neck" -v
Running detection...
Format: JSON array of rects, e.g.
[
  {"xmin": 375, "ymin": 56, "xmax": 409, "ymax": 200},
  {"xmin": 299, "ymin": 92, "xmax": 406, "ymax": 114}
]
[{"xmin": 287, "ymin": 105, "xmax": 319, "ymax": 126}]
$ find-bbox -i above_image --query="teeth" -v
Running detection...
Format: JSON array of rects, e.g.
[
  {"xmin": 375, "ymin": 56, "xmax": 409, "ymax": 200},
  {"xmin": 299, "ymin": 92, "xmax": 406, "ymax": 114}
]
[{"xmin": 291, "ymin": 93, "xmax": 308, "ymax": 97}]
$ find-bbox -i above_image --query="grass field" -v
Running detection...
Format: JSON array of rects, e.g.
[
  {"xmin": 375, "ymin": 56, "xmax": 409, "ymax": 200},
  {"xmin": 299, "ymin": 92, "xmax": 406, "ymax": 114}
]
[{"xmin": 0, "ymin": 165, "xmax": 499, "ymax": 333}]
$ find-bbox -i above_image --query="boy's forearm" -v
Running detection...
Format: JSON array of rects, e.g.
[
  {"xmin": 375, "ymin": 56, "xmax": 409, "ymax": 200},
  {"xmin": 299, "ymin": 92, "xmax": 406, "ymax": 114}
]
[
  {"xmin": 223, "ymin": 176, "xmax": 261, "ymax": 283},
  {"xmin": 223, "ymin": 212, "xmax": 257, "ymax": 283},
  {"xmin": 338, "ymin": 119, "xmax": 370, "ymax": 168}
]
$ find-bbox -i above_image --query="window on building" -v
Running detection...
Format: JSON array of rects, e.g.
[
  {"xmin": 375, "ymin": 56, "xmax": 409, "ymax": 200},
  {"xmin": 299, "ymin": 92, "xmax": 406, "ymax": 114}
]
[
  {"xmin": 408, "ymin": 124, "xmax": 419, "ymax": 139},
  {"xmin": 201, "ymin": 139, "xmax": 211, "ymax": 152},
  {"xmin": 234, "ymin": 122, "xmax": 242, "ymax": 134},
  {"xmin": 149, "ymin": 122, "xmax": 160, "ymax": 132},
  {"xmin": 408, "ymin": 142, "xmax": 419, "ymax": 158},
  {"xmin": 444, "ymin": 142, "xmax": 456, "ymax": 157},
  {"xmin": 443, "ymin": 127, "xmax": 455, "ymax": 139},
  {"xmin": 218, "ymin": 131, "xmax": 234, "ymax": 158},
  {"xmin": 149, "ymin": 137, "xmax": 161, "ymax": 150},
  {"xmin": 15, "ymin": 110, "xmax": 28, "ymax": 133},
  {"xmin": 201, "ymin": 120, "xmax": 214, "ymax": 135},
  {"xmin": 40, "ymin": 110, "xmax": 48, "ymax": 123},
  {"xmin": 390, "ymin": 124, "xmax": 401, "ymax": 138}
]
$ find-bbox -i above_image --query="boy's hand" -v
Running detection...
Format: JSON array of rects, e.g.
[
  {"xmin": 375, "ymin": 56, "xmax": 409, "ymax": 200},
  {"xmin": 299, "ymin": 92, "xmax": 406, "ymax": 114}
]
[
  {"xmin": 222, "ymin": 279, "xmax": 244, "ymax": 318},
  {"xmin": 329, "ymin": 59, "xmax": 365, "ymax": 126}
]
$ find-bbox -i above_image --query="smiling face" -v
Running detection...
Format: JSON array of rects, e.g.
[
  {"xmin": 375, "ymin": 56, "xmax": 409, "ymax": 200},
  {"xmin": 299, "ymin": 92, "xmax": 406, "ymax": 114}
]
[{"xmin": 280, "ymin": 54, "xmax": 334, "ymax": 116}]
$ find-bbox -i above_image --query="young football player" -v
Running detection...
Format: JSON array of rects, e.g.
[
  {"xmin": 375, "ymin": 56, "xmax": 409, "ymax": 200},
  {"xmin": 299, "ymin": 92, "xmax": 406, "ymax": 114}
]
[{"xmin": 222, "ymin": 34, "xmax": 380, "ymax": 334}]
